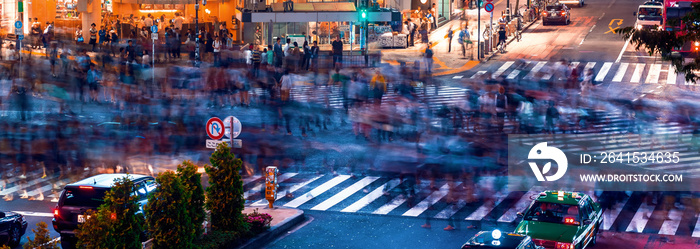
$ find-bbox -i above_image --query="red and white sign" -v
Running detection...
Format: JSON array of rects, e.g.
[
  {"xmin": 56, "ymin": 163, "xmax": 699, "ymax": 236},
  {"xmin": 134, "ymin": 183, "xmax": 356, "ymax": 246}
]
[{"xmin": 206, "ymin": 117, "xmax": 225, "ymax": 140}]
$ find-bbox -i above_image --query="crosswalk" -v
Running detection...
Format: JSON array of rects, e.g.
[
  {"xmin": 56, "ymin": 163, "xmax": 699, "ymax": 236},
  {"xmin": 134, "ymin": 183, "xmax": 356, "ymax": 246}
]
[
  {"xmin": 465, "ymin": 60, "xmax": 689, "ymax": 85},
  {"xmin": 239, "ymin": 173, "xmax": 700, "ymax": 237}
]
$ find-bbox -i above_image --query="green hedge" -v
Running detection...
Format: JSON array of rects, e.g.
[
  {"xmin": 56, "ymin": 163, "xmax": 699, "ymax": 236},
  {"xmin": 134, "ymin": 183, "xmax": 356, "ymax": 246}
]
[{"xmin": 194, "ymin": 231, "xmax": 246, "ymax": 249}]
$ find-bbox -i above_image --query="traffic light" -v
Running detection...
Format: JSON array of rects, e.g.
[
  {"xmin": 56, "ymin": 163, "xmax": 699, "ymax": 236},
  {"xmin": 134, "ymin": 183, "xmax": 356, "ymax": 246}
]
[
  {"xmin": 360, "ymin": 9, "xmax": 367, "ymax": 20},
  {"xmin": 478, "ymin": 0, "xmax": 484, "ymax": 7}
]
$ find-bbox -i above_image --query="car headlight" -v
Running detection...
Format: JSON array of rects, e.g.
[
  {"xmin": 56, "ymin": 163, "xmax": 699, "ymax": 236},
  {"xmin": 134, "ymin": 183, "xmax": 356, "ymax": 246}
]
[
  {"xmin": 636, "ymin": 24, "xmax": 642, "ymax": 30},
  {"xmin": 555, "ymin": 242, "xmax": 574, "ymax": 249},
  {"xmin": 695, "ymin": 41, "xmax": 699, "ymax": 46}
]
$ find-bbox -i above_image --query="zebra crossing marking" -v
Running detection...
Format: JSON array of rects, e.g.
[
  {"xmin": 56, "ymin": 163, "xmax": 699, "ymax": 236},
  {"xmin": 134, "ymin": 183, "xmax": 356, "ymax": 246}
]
[
  {"xmin": 666, "ymin": 65, "xmax": 677, "ymax": 85},
  {"xmin": 506, "ymin": 70, "xmax": 521, "ymax": 80},
  {"xmin": 470, "ymin": 71, "xmax": 486, "ymax": 79},
  {"xmin": 434, "ymin": 199, "xmax": 468, "ymax": 219},
  {"xmin": 466, "ymin": 193, "xmax": 507, "ymax": 221},
  {"xmin": 453, "ymin": 75, "xmax": 463, "ymax": 79},
  {"xmin": 612, "ymin": 63, "xmax": 629, "ymax": 82},
  {"xmin": 402, "ymin": 183, "xmax": 451, "ymax": 217},
  {"xmin": 497, "ymin": 187, "xmax": 544, "ymax": 223},
  {"xmin": 626, "ymin": 202, "xmax": 655, "ymax": 233},
  {"xmin": 526, "ymin": 61, "xmax": 547, "ymax": 78},
  {"xmin": 584, "ymin": 62, "xmax": 596, "ymax": 71},
  {"xmin": 658, "ymin": 209, "xmax": 683, "ymax": 235},
  {"xmin": 341, "ymin": 179, "xmax": 401, "ymax": 213},
  {"xmin": 0, "ymin": 174, "xmax": 60, "ymax": 196},
  {"xmin": 493, "ymin": 61, "xmax": 514, "ymax": 78},
  {"xmin": 244, "ymin": 173, "xmax": 297, "ymax": 199},
  {"xmin": 646, "ymin": 64, "xmax": 662, "ymax": 84},
  {"xmin": 311, "ymin": 176, "xmax": 379, "ymax": 211},
  {"xmin": 603, "ymin": 194, "xmax": 631, "ymax": 230},
  {"xmin": 283, "ymin": 175, "xmax": 351, "ymax": 208},
  {"xmin": 630, "ymin": 63, "xmax": 645, "ymax": 83},
  {"xmin": 251, "ymin": 174, "xmax": 323, "ymax": 206},
  {"xmin": 595, "ymin": 62, "xmax": 613, "ymax": 82},
  {"xmin": 692, "ymin": 214, "xmax": 700, "ymax": 237}
]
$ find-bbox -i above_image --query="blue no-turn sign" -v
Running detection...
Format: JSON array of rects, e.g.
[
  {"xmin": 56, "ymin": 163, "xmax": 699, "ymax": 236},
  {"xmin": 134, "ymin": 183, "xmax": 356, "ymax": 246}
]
[
  {"xmin": 484, "ymin": 2, "xmax": 494, "ymax": 12},
  {"xmin": 14, "ymin": 21, "xmax": 22, "ymax": 29}
]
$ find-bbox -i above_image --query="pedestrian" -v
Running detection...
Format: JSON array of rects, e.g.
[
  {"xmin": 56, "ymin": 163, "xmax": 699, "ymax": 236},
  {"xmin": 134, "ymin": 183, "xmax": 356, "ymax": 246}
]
[
  {"xmin": 279, "ymin": 69, "xmax": 293, "ymax": 102},
  {"xmin": 173, "ymin": 28, "xmax": 182, "ymax": 58},
  {"xmin": 310, "ymin": 41, "xmax": 319, "ymax": 72},
  {"xmin": 266, "ymin": 45, "xmax": 274, "ymax": 67},
  {"xmin": 424, "ymin": 43, "xmax": 434, "ymax": 75},
  {"xmin": 75, "ymin": 25, "xmax": 84, "ymax": 45},
  {"xmin": 446, "ymin": 26, "xmax": 453, "ymax": 52},
  {"xmin": 274, "ymin": 37, "xmax": 284, "ymax": 68},
  {"xmin": 332, "ymin": 35, "xmax": 343, "ymax": 67},
  {"xmin": 110, "ymin": 29, "xmax": 119, "ymax": 56},
  {"xmin": 251, "ymin": 45, "xmax": 262, "ymax": 77},
  {"xmin": 419, "ymin": 24, "xmax": 429, "ymax": 44},
  {"xmin": 458, "ymin": 25, "xmax": 471, "ymax": 57},
  {"xmin": 545, "ymin": 101, "xmax": 559, "ymax": 134},
  {"xmin": 302, "ymin": 41, "xmax": 311, "ymax": 70},
  {"xmin": 49, "ymin": 42, "xmax": 58, "ymax": 77},
  {"xmin": 31, "ymin": 18, "xmax": 42, "ymax": 49},
  {"xmin": 370, "ymin": 70, "xmax": 387, "ymax": 106},
  {"xmin": 99, "ymin": 25, "xmax": 108, "ymax": 51},
  {"xmin": 291, "ymin": 42, "xmax": 300, "ymax": 72},
  {"xmin": 87, "ymin": 63, "xmax": 101, "ymax": 102},
  {"xmin": 408, "ymin": 19, "xmax": 417, "ymax": 46},
  {"xmin": 212, "ymin": 36, "xmax": 222, "ymax": 64},
  {"xmin": 430, "ymin": 3, "xmax": 438, "ymax": 30},
  {"xmin": 89, "ymin": 23, "xmax": 98, "ymax": 51}
]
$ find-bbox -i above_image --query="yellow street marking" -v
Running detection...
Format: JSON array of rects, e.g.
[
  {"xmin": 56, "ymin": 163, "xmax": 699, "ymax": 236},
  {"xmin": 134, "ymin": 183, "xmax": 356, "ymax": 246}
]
[
  {"xmin": 606, "ymin": 19, "xmax": 623, "ymax": 34},
  {"xmin": 609, "ymin": 19, "xmax": 623, "ymax": 26}
]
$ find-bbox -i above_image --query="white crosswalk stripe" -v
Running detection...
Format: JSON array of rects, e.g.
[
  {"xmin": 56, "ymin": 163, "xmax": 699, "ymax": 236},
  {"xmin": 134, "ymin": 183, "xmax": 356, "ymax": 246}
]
[
  {"xmin": 626, "ymin": 202, "xmax": 654, "ymax": 233},
  {"xmin": 630, "ymin": 63, "xmax": 645, "ymax": 83},
  {"xmin": 311, "ymin": 176, "xmax": 379, "ymax": 211},
  {"xmin": 493, "ymin": 61, "xmax": 514, "ymax": 78},
  {"xmin": 666, "ymin": 65, "xmax": 677, "ymax": 85},
  {"xmin": 595, "ymin": 62, "xmax": 612, "ymax": 82},
  {"xmin": 402, "ymin": 183, "xmax": 450, "ymax": 217},
  {"xmin": 646, "ymin": 64, "xmax": 662, "ymax": 84},
  {"xmin": 283, "ymin": 175, "xmax": 350, "ymax": 208},
  {"xmin": 612, "ymin": 63, "xmax": 629, "ymax": 82}
]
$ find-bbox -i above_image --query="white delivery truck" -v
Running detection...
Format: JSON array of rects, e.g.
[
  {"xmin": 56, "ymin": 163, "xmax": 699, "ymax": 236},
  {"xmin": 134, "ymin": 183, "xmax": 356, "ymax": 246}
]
[{"xmin": 634, "ymin": 1, "xmax": 664, "ymax": 30}]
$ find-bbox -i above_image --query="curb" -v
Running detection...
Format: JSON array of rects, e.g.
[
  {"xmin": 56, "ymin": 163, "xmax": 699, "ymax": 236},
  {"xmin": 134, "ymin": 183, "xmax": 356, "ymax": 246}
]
[
  {"xmin": 237, "ymin": 208, "xmax": 306, "ymax": 249},
  {"xmin": 485, "ymin": 19, "xmax": 539, "ymax": 61}
]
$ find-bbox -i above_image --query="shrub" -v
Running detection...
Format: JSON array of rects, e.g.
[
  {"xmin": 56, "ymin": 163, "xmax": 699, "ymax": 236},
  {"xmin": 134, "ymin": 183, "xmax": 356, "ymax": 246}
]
[
  {"xmin": 205, "ymin": 142, "xmax": 247, "ymax": 233},
  {"xmin": 145, "ymin": 171, "xmax": 195, "ymax": 249},
  {"xmin": 193, "ymin": 230, "xmax": 244, "ymax": 249},
  {"xmin": 177, "ymin": 160, "xmax": 206, "ymax": 238},
  {"xmin": 244, "ymin": 209, "xmax": 273, "ymax": 235},
  {"xmin": 23, "ymin": 221, "xmax": 60, "ymax": 249}
]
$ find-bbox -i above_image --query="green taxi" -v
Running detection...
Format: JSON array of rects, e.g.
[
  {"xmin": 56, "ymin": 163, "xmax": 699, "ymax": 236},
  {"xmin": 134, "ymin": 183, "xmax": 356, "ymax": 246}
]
[{"xmin": 514, "ymin": 191, "xmax": 602, "ymax": 249}]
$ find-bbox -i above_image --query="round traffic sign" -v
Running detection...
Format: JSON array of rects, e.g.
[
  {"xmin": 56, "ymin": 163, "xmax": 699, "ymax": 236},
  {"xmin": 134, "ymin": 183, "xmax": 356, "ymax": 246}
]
[
  {"xmin": 14, "ymin": 21, "xmax": 22, "ymax": 29},
  {"xmin": 206, "ymin": 117, "xmax": 225, "ymax": 140},
  {"xmin": 484, "ymin": 3, "xmax": 494, "ymax": 12},
  {"xmin": 223, "ymin": 116, "xmax": 242, "ymax": 139}
]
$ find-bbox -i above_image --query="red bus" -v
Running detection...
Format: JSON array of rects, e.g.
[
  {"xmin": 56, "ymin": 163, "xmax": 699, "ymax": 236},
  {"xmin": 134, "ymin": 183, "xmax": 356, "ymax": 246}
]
[{"xmin": 663, "ymin": 0, "xmax": 700, "ymax": 53}]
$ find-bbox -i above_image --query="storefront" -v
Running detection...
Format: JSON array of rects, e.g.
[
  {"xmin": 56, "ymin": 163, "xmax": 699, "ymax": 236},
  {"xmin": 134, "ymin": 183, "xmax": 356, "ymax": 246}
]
[{"xmin": 242, "ymin": 2, "xmax": 400, "ymax": 48}]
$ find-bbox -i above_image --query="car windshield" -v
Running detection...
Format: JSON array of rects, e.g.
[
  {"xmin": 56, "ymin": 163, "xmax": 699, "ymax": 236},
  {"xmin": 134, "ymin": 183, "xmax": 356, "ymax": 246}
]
[
  {"xmin": 523, "ymin": 201, "xmax": 580, "ymax": 225},
  {"xmin": 638, "ymin": 7, "xmax": 662, "ymax": 21},
  {"xmin": 62, "ymin": 188, "xmax": 108, "ymax": 207},
  {"xmin": 546, "ymin": 5, "xmax": 565, "ymax": 11}
]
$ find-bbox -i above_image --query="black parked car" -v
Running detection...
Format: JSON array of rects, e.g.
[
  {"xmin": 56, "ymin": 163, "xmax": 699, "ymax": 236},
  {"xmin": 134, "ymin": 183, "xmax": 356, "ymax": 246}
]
[{"xmin": 0, "ymin": 211, "xmax": 28, "ymax": 247}]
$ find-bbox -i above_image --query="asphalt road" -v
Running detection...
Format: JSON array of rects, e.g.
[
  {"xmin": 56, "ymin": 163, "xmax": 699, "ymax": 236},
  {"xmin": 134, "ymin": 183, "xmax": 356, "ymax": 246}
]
[{"xmin": 267, "ymin": 212, "xmax": 700, "ymax": 249}]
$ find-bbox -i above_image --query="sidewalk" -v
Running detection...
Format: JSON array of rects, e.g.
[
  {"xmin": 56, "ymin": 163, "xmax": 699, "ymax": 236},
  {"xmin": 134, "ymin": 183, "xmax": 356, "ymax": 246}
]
[{"xmin": 237, "ymin": 206, "xmax": 305, "ymax": 249}]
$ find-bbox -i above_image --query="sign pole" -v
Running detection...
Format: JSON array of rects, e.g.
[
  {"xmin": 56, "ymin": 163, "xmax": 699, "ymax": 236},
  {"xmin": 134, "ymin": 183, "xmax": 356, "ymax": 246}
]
[
  {"xmin": 490, "ymin": 11, "xmax": 493, "ymax": 53},
  {"xmin": 477, "ymin": 2, "xmax": 481, "ymax": 59},
  {"xmin": 152, "ymin": 39, "xmax": 155, "ymax": 89}
]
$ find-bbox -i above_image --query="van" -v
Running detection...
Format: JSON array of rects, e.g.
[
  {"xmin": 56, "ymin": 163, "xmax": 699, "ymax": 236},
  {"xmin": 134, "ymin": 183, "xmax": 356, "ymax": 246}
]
[{"xmin": 52, "ymin": 174, "xmax": 156, "ymax": 249}]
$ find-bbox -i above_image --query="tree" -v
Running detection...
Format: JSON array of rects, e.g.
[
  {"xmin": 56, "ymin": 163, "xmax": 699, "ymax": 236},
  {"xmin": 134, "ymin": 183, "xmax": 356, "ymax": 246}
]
[
  {"xmin": 145, "ymin": 171, "xmax": 195, "ymax": 249},
  {"xmin": 619, "ymin": 3, "xmax": 700, "ymax": 82},
  {"xmin": 75, "ymin": 177, "xmax": 145, "ymax": 249},
  {"xmin": 205, "ymin": 142, "xmax": 248, "ymax": 232},
  {"xmin": 23, "ymin": 222, "xmax": 60, "ymax": 249},
  {"xmin": 177, "ymin": 160, "xmax": 206, "ymax": 238}
]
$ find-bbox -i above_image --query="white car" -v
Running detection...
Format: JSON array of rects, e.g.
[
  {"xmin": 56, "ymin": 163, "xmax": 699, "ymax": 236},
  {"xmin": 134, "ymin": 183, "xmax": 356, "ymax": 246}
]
[{"xmin": 558, "ymin": 0, "xmax": 584, "ymax": 7}]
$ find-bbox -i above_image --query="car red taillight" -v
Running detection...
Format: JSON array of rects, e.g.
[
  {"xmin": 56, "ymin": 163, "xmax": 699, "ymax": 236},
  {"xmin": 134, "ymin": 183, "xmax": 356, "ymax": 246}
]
[
  {"xmin": 53, "ymin": 208, "xmax": 60, "ymax": 218},
  {"xmin": 542, "ymin": 12, "xmax": 548, "ymax": 16},
  {"xmin": 561, "ymin": 11, "xmax": 566, "ymax": 16}
]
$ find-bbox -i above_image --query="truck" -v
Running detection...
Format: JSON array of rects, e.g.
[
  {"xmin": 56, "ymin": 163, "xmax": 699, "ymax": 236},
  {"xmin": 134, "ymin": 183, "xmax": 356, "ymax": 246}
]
[{"xmin": 634, "ymin": 1, "xmax": 664, "ymax": 30}]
